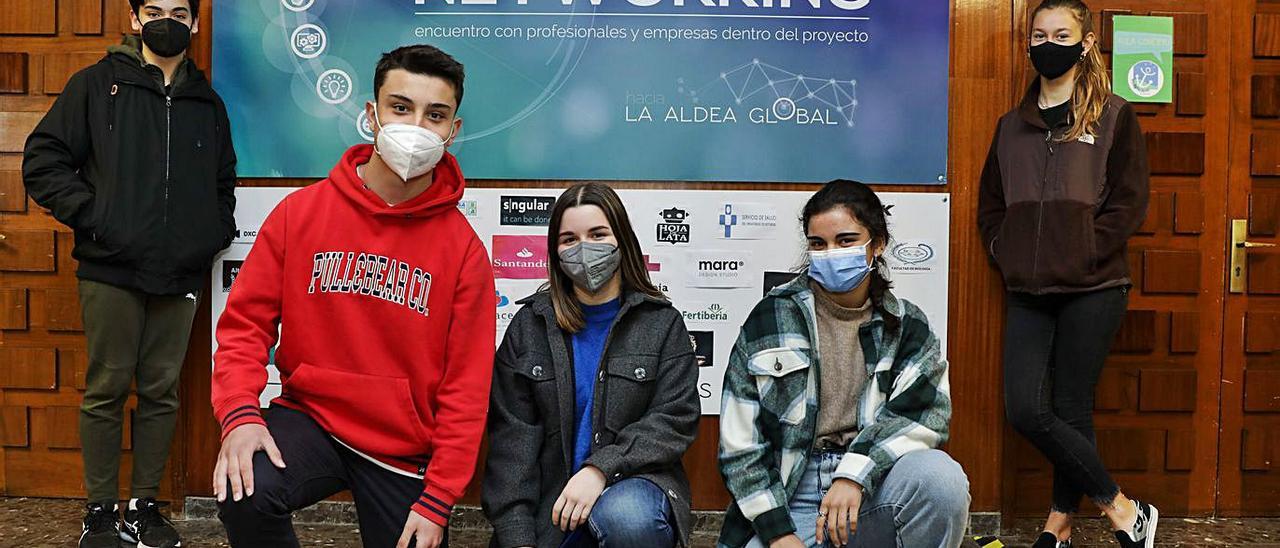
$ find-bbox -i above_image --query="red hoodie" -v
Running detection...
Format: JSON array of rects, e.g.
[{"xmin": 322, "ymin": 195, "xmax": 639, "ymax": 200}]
[{"xmin": 211, "ymin": 144, "xmax": 495, "ymax": 526}]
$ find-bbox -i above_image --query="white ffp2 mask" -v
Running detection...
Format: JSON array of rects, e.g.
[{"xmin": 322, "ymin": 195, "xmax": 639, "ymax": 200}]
[{"xmin": 371, "ymin": 104, "xmax": 454, "ymax": 181}]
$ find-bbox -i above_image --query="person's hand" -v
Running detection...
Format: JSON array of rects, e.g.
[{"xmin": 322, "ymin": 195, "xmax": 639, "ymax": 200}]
[
  {"xmin": 396, "ymin": 511, "xmax": 445, "ymax": 548},
  {"xmin": 213, "ymin": 424, "xmax": 285, "ymax": 502},
  {"xmin": 552, "ymin": 465, "xmax": 607, "ymax": 532},
  {"xmin": 768, "ymin": 534, "xmax": 806, "ymax": 548},
  {"xmin": 817, "ymin": 478, "xmax": 864, "ymax": 546}
]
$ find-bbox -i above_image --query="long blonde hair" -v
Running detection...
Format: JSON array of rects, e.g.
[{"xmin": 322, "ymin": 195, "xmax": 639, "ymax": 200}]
[{"xmin": 1032, "ymin": 0, "xmax": 1111, "ymax": 141}]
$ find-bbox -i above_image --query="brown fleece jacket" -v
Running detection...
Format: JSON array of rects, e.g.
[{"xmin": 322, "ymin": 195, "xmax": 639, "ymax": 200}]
[{"xmin": 977, "ymin": 80, "xmax": 1150, "ymax": 295}]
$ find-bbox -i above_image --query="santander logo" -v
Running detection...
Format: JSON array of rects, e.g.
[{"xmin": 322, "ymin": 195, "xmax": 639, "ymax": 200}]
[{"xmin": 492, "ymin": 235, "xmax": 550, "ymax": 280}]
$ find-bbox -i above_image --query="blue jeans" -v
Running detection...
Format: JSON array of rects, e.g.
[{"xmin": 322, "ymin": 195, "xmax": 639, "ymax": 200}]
[
  {"xmin": 563, "ymin": 477, "xmax": 675, "ymax": 548},
  {"xmin": 744, "ymin": 449, "xmax": 970, "ymax": 548}
]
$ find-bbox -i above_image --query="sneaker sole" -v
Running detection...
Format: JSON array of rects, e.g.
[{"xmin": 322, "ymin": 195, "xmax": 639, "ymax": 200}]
[{"xmin": 119, "ymin": 530, "xmax": 181, "ymax": 548}]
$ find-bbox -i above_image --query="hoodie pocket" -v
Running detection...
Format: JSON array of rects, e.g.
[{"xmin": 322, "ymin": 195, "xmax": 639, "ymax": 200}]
[{"xmin": 284, "ymin": 362, "xmax": 433, "ymax": 458}]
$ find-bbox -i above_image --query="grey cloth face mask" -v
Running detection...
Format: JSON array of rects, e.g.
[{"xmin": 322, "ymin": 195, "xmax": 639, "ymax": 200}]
[{"xmin": 558, "ymin": 242, "xmax": 621, "ymax": 293}]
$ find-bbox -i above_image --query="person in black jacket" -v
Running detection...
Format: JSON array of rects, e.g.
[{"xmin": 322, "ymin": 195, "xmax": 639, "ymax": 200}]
[
  {"xmin": 482, "ymin": 183, "xmax": 700, "ymax": 548},
  {"xmin": 22, "ymin": 1, "xmax": 234, "ymax": 547}
]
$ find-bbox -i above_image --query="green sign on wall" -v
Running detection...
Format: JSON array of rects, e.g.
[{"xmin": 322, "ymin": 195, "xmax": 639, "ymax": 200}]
[{"xmin": 1112, "ymin": 15, "xmax": 1174, "ymax": 103}]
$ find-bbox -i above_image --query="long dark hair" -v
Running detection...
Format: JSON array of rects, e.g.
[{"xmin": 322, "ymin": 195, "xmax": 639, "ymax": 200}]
[
  {"xmin": 545, "ymin": 183, "xmax": 664, "ymax": 333},
  {"xmin": 801, "ymin": 180, "xmax": 896, "ymax": 324}
]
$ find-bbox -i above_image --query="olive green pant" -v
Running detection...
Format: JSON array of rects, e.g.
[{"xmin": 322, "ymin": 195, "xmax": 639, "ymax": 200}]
[{"xmin": 78, "ymin": 279, "xmax": 199, "ymax": 505}]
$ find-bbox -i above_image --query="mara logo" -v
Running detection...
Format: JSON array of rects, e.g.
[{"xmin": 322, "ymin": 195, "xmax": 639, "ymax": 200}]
[
  {"xmin": 682, "ymin": 303, "xmax": 729, "ymax": 323},
  {"xmin": 657, "ymin": 207, "xmax": 691, "ymax": 244},
  {"xmin": 687, "ymin": 251, "xmax": 751, "ymax": 288},
  {"xmin": 492, "ymin": 235, "xmax": 549, "ymax": 280},
  {"xmin": 500, "ymin": 196, "xmax": 554, "ymax": 226},
  {"xmin": 891, "ymin": 243, "xmax": 935, "ymax": 264},
  {"xmin": 698, "ymin": 259, "xmax": 745, "ymax": 271}
]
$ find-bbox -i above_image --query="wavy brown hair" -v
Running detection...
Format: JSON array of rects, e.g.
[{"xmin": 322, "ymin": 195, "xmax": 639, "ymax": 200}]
[
  {"xmin": 1032, "ymin": 0, "xmax": 1111, "ymax": 141},
  {"xmin": 545, "ymin": 183, "xmax": 664, "ymax": 333}
]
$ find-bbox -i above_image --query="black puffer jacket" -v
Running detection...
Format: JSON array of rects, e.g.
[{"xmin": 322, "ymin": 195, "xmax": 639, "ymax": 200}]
[{"xmin": 23, "ymin": 36, "xmax": 236, "ymax": 295}]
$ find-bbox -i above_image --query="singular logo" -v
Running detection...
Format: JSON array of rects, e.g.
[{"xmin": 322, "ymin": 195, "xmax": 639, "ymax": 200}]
[
  {"xmin": 222, "ymin": 260, "xmax": 244, "ymax": 292},
  {"xmin": 689, "ymin": 331, "xmax": 715, "ymax": 367},
  {"xmin": 492, "ymin": 235, "xmax": 550, "ymax": 280},
  {"xmin": 500, "ymin": 196, "xmax": 554, "ymax": 226},
  {"xmin": 891, "ymin": 243, "xmax": 935, "ymax": 265},
  {"xmin": 657, "ymin": 207, "xmax": 691, "ymax": 244},
  {"xmin": 643, "ymin": 254, "xmax": 662, "ymax": 272}
]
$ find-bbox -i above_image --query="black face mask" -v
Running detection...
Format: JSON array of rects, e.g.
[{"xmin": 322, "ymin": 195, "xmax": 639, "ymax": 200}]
[
  {"xmin": 1029, "ymin": 41, "xmax": 1084, "ymax": 80},
  {"xmin": 141, "ymin": 18, "xmax": 192, "ymax": 58}
]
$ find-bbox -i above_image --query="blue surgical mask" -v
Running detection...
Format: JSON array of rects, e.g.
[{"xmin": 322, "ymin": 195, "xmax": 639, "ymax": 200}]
[{"xmin": 808, "ymin": 243, "xmax": 874, "ymax": 293}]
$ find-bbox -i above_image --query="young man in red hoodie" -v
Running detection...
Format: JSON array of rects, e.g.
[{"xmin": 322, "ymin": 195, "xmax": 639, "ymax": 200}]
[{"xmin": 210, "ymin": 45, "xmax": 495, "ymax": 548}]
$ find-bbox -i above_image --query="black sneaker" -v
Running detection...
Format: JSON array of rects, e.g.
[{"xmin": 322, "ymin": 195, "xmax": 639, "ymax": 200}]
[
  {"xmin": 1032, "ymin": 532, "xmax": 1073, "ymax": 548},
  {"xmin": 120, "ymin": 498, "xmax": 182, "ymax": 548},
  {"xmin": 80, "ymin": 503, "xmax": 122, "ymax": 548},
  {"xmin": 1114, "ymin": 499, "xmax": 1158, "ymax": 548}
]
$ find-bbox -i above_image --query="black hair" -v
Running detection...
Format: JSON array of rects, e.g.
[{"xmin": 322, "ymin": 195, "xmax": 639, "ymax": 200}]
[
  {"xmin": 374, "ymin": 45, "xmax": 466, "ymax": 109},
  {"xmin": 801, "ymin": 179, "xmax": 898, "ymax": 328},
  {"xmin": 129, "ymin": 0, "xmax": 200, "ymax": 16}
]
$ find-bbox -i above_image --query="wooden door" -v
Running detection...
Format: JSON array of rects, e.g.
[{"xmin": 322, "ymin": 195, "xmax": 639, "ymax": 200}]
[
  {"xmin": 1004, "ymin": 0, "xmax": 1231, "ymax": 516},
  {"xmin": 1219, "ymin": 0, "xmax": 1280, "ymax": 517}
]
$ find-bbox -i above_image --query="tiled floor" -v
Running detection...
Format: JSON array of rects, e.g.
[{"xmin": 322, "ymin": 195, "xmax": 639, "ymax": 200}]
[{"xmin": 4, "ymin": 497, "xmax": 1278, "ymax": 547}]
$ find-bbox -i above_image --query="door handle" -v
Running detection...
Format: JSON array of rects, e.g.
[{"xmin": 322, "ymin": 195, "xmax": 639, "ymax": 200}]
[{"xmin": 1230, "ymin": 219, "xmax": 1277, "ymax": 293}]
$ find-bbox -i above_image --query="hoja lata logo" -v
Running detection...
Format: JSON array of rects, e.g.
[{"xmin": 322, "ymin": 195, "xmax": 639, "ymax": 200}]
[{"xmin": 657, "ymin": 207, "xmax": 691, "ymax": 244}]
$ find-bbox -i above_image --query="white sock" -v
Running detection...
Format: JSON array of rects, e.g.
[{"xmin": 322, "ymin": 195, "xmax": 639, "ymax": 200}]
[{"xmin": 129, "ymin": 498, "xmax": 140, "ymax": 512}]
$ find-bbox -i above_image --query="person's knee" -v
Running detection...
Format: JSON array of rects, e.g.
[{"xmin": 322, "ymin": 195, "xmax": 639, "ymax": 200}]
[
  {"xmin": 589, "ymin": 479, "xmax": 672, "ymax": 546},
  {"xmin": 1005, "ymin": 401, "xmax": 1053, "ymax": 437},
  {"xmin": 907, "ymin": 451, "xmax": 970, "ymax": 515},
  {"xmin": 217, "ymin": 458, "xmax": 290, "ymax": 525}
]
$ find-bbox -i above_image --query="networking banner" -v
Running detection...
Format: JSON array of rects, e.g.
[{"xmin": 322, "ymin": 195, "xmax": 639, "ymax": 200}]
[
  {"xmin": 212, "ymin": 187, "xmax": 950, "ymax": 414},
  {"xmin": 213, "ymin": 0, "xmax": 949, "ymax": 183}
]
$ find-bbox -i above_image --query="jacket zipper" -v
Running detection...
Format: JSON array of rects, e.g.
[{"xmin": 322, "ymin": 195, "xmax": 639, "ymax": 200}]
[
  {"xmin": 164, "ymin": 95, "xmax": 172, "ymax": 227},
  {"xmin": 1030, "ymin": 129, "xmax": 1053, "ymax": 287}
]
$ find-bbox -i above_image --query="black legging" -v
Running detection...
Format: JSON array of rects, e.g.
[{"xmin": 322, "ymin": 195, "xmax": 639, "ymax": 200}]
[{"xmin": 1003, "ymin": 286, "xmax": 1127, "ymax": 513}]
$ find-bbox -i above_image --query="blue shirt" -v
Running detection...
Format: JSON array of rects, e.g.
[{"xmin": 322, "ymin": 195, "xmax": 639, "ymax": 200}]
[{"xmin": 570, "ymin": 297, "xmax": 621, "ymax": 472}]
